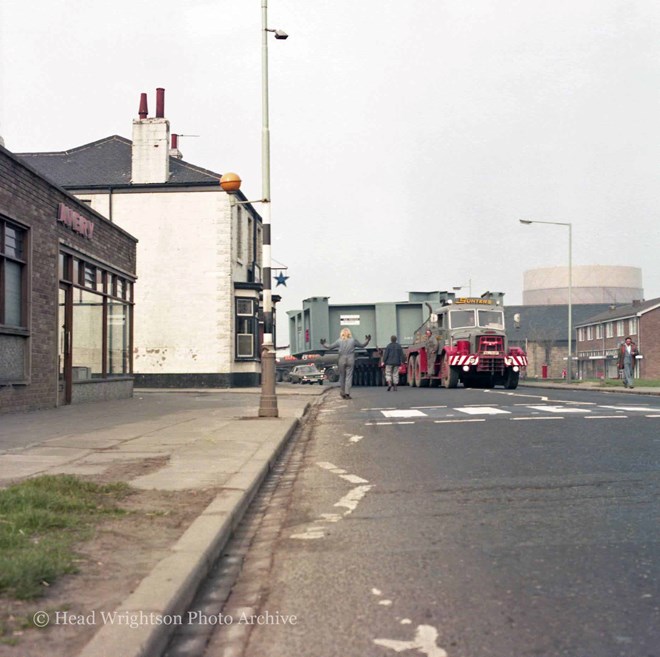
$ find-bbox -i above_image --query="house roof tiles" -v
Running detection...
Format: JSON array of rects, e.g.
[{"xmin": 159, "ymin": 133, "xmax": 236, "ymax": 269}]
[{"xmin": 18, "ymin": 135, "xmax": 222, "ymax": 187}]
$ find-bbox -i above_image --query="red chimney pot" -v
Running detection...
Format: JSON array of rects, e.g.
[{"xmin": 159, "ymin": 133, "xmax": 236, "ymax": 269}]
[
  {"xmin": 156, "ymin": 88, "xmax": 165, "ymax": 118},
  {"xmin": 138, "ymin": 93, "xmax": 148, "ymax": 119}
]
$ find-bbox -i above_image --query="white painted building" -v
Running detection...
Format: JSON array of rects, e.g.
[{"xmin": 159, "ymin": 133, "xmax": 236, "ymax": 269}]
[{"xmin": 20, "ymin": 89, "xmax": 264, "ymax": 387}]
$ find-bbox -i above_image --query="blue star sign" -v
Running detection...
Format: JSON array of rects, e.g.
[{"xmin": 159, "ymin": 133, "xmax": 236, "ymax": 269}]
[{"xmin": 275, "ymin": 272, "xmax": 289, "ymax": 287}]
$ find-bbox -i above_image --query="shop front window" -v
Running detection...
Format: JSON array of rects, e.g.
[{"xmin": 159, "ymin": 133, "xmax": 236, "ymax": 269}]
[
  {"xmin": 60, "ymin": 250, "xmax": 134, "ymax": 380},
  {"xmin": 108, "ymin": 302, "xmax": 131, "ymax": 375},
  {"xmin": 71, "ymin": 289, "xmax": 103, "ymax": 379}
]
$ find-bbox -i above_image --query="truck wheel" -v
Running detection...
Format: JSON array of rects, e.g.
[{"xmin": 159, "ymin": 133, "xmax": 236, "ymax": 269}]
[
  {"xmin": 440, "ymin": 357, "xmax": 459, "ymax": 388},
  {"xmin": 408, "ymin": 356, "xmax": 417, "ymax": 387},
  {"xmin": 505, "ymin": 370, "xmax": 519, "ymax": 389}
]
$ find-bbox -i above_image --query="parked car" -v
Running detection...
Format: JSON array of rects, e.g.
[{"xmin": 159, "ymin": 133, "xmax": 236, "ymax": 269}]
[
  {"xmin": 289, "ymin": 364, "xmax": 324, "ymax": 385},
  {"xmin": 323, "ymin": 365, "xmax": 339, "ymax": 383}
]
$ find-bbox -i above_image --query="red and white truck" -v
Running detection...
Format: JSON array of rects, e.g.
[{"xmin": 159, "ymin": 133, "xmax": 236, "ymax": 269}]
[{"xmin": 405, "ymin": 293, "xmax": 527, "ymax": 389}]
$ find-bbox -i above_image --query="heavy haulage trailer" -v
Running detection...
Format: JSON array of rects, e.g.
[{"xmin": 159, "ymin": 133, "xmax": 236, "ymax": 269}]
[
  {"xmin": 275, "ymin": 351, "xmax": 384, "ymax": 385},
  {"xmin": 405, "ymin": 292, "xmax": 527, "ymax": 389}
]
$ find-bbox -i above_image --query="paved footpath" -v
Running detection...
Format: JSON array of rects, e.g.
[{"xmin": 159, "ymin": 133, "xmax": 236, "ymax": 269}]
[{"xmin": 0, "ymin": 386, "xmax": 326, "ymax": 657}]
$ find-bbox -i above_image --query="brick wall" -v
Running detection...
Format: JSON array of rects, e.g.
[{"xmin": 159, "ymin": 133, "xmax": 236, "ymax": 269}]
[
  {"xmin": 576, "ymin": 309, "xmax": 659, "ymax": 380},
  {"xmin": 640, "ymin": 309, "xmax": 660, "ymax": 378},
  {"xmin": 0, "ymin": 149, "xmax": 136, "ymax": 413}
]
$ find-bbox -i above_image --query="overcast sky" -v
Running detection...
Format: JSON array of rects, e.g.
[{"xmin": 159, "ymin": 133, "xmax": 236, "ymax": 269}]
[{"xmin": 2, "ymin": 0, "xmax": 659, "ymax": 345}]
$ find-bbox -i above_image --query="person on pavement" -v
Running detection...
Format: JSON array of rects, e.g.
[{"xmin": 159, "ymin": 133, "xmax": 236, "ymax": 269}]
[
  {"xmin": 320, "ymin": 328, "xmax": 371, "ymax": 399},
  {"xmin": 382, "ymin": 335, "xmax": 406, "ymax": 391},
  {"xmin": 617, "ymin": 336, "xmax": 639, "ymax": 388}
]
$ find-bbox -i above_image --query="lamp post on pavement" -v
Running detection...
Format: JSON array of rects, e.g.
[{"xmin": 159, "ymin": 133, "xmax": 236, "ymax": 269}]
[
  {"xmin": 259, "ymin": 0, "xmax": 288, "ymax": 417},
  {"xmin": 519, "ymin": 219, "xmax": 573, "ymax": 382}
]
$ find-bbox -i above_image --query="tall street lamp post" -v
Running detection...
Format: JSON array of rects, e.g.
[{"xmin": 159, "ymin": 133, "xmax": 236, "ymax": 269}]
[
  {"xmin": 259, "ymin": 0, "xmax": 288, "ymax": 417},
  {"xmin": 519, "ymin": 219, "xmax": 573, "ymax": 382}
]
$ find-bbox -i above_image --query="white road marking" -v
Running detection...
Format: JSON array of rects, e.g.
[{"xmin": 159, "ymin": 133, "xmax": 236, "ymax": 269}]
[
  {"xmin": 290, "ymin": 527, "xmax": 326, "ymax": 540},
  {"xmin": 374, "ymin": 624, "xmax": 448, "ymax": 657},
  {"xmin": 400, "ymin": 619, "xmax": 412, "ymax": 625},
  {"xmin": 362, "ymin": 407, "xmax": 397, "ymax": 411},
  {"xmin": 585, "ymin": 415, "xmax": 628, "ymax": 420},
  {"xmin": 646, "ymin": 415, "xmax": 660, "ymax": 418},
  {"xmin": 511, "ymin": 416, "xmax": 563, "ymax": 421},
  {"xmin": 455, "ymin": 406, "xmax": 511, "ymax": 415},
  {"xmin": 381, "ymin": 409, "xmax": 428, "ymax": 418},
  {"xmin": 292, "ymin": 463, "xmax": 373, "ymax": 540},
  {"xmin": 334, "ymin": 485, "xmax": 373, "ymax": 514},
  {"xmin": 434, "ymin": 419, "xmax": 485, "ymax": 424},
  {"xmin": 346, "ymin": 434, "xmax": 364, "ymax": 443},
  {"xmin": 340, "ymin": 474, "xmax": 370, "ymax": 484},
  {"xmin": 319, "ymin": 513, "xmax": 343, "ymax": 523},
  {"xmin": 411, "ymin": 405, "xmax": 447, "ymax": 410},
  {"xmin": 378, "ymin": 600, "xmax": 393, "ymax": 606},
  {"xmin": 599, "ymin": 405, "xmax": 651, "ymax": 412},
  {"xmin": 527, "ymin": 405, "xmax": 590, "ymax": 413},
  {"xmin": 317, "ymin": 461, "xmax": 339, "ymax": 471},
  {"xmin": 372, "ymin": 588, "xmax": 382, "ymax": 596}
]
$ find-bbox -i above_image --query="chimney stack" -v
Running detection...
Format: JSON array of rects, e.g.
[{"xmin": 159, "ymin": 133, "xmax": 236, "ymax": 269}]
[
  {"xmin": 131, "ymin": 88, "xmax": 171, "ymax": 184},
  {"xmin": 170, "ymin": 133, "xmax": 183, "ymax": 159}
]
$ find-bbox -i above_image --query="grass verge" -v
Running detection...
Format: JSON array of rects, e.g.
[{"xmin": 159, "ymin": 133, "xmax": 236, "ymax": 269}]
[{"xmin": 0, "ymin": 475, "xmax": 129, "ymax": 600}]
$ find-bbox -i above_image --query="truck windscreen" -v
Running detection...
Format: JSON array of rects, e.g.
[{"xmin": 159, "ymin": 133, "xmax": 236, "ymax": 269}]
[
  {"xmin": 450, "ymin": 310, "xmax": 476, "ymax": 328},
  {"xmin": 478, "ymin": 310, "xmax": 504, "ymax": 329}
]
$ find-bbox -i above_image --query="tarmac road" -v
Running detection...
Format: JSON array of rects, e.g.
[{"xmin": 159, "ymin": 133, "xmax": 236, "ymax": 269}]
[{"xmin": 186, "ymin": 385, "xmax": 660, "ymax": 657}]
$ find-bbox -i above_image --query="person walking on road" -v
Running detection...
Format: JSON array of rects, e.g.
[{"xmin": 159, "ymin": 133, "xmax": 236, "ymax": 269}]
[
  {"xmin": 617, "ymin": 336, "xmax": 639, "ymax": 388},
  {"xmin": 382, "ymin": 335, "xmax": 406, "ymax": 391},
  {"xmin": 320, "ymin": 328, "xmax": 371, "ymax": 399}
]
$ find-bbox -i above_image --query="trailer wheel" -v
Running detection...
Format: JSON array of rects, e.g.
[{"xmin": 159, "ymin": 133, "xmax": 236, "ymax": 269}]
[
  {"xmin": 408, "ymin": 356, "xmax": 417, "ymax": 387},
  {"xmin": 505, "ymin": 370, "xmax": 519, "ymax": 389}
]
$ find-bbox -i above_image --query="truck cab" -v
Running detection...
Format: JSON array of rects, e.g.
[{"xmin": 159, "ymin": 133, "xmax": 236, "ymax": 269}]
[{"xmin": 406, "ymin": 292, "xmax": 527, "ymax": 389}]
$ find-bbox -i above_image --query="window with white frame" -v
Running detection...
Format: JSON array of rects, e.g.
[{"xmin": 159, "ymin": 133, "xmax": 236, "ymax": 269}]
[
  {"xmin": 577, "ymin": 328, "xmax": 585, "ymax": 341},
  {"xmin": 596, "ymin": 324, "xmax": 603, "ymax": 339},
  {"xmin": 629, "ymin": 317, "xmax": 638, "ymax": 335},
  {"xmin": 1, "ymin": 218, "xmax": 28, "ymax": 329},
  {"xmin": 235, "ymin": 297, "xmax": 257, "ymax": 359},
  {"xmin": 616, "ymin": 320, "xmax": 625, "ymax": 337},
  {"xmin": 0, "ymin": 217, "xmax": 29, "ymax": 383},
  {"xmin": 586, "ymin": 326, "xmax": 593, "ymax": 340},
  {"xmin": 605, "ymin": 322, "xmax": 614, "ymax": 338}
]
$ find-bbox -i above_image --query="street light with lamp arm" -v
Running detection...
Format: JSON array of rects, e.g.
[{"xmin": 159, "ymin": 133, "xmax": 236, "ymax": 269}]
[
  {"xmin": 452, "ymin": 279, "xmax": 472, "ymax": 297},
  {"xmin": 258, "ymin": 0, "xmax": 288, "ymax": 417},
  {"xmin": 519, "ymin": 219, "xmax": 573, "ymax": 382}
]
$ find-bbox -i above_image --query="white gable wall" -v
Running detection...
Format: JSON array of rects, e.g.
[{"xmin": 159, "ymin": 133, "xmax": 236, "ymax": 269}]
[{"xmin": 73, "ymin": 187, "xmax": 260, "ymax": 381}]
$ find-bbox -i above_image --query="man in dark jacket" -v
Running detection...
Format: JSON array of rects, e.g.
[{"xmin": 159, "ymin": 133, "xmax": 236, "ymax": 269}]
[{"xmin": 383, "ymin": 335, "xmax": 406, "ymax": 391}]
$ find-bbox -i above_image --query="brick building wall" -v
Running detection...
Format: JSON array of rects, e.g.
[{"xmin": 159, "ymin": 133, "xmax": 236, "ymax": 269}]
[
  {"xmin": 0, "ymin": 148, "xmax": 136, "ymax": 413},
  {"xmin": 576, "ymin": 306, "xmax": 659, "ymax": 380},
  {"xmin": 640, "ymin": 310, "xmax": 660, "ymax": 378}
]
